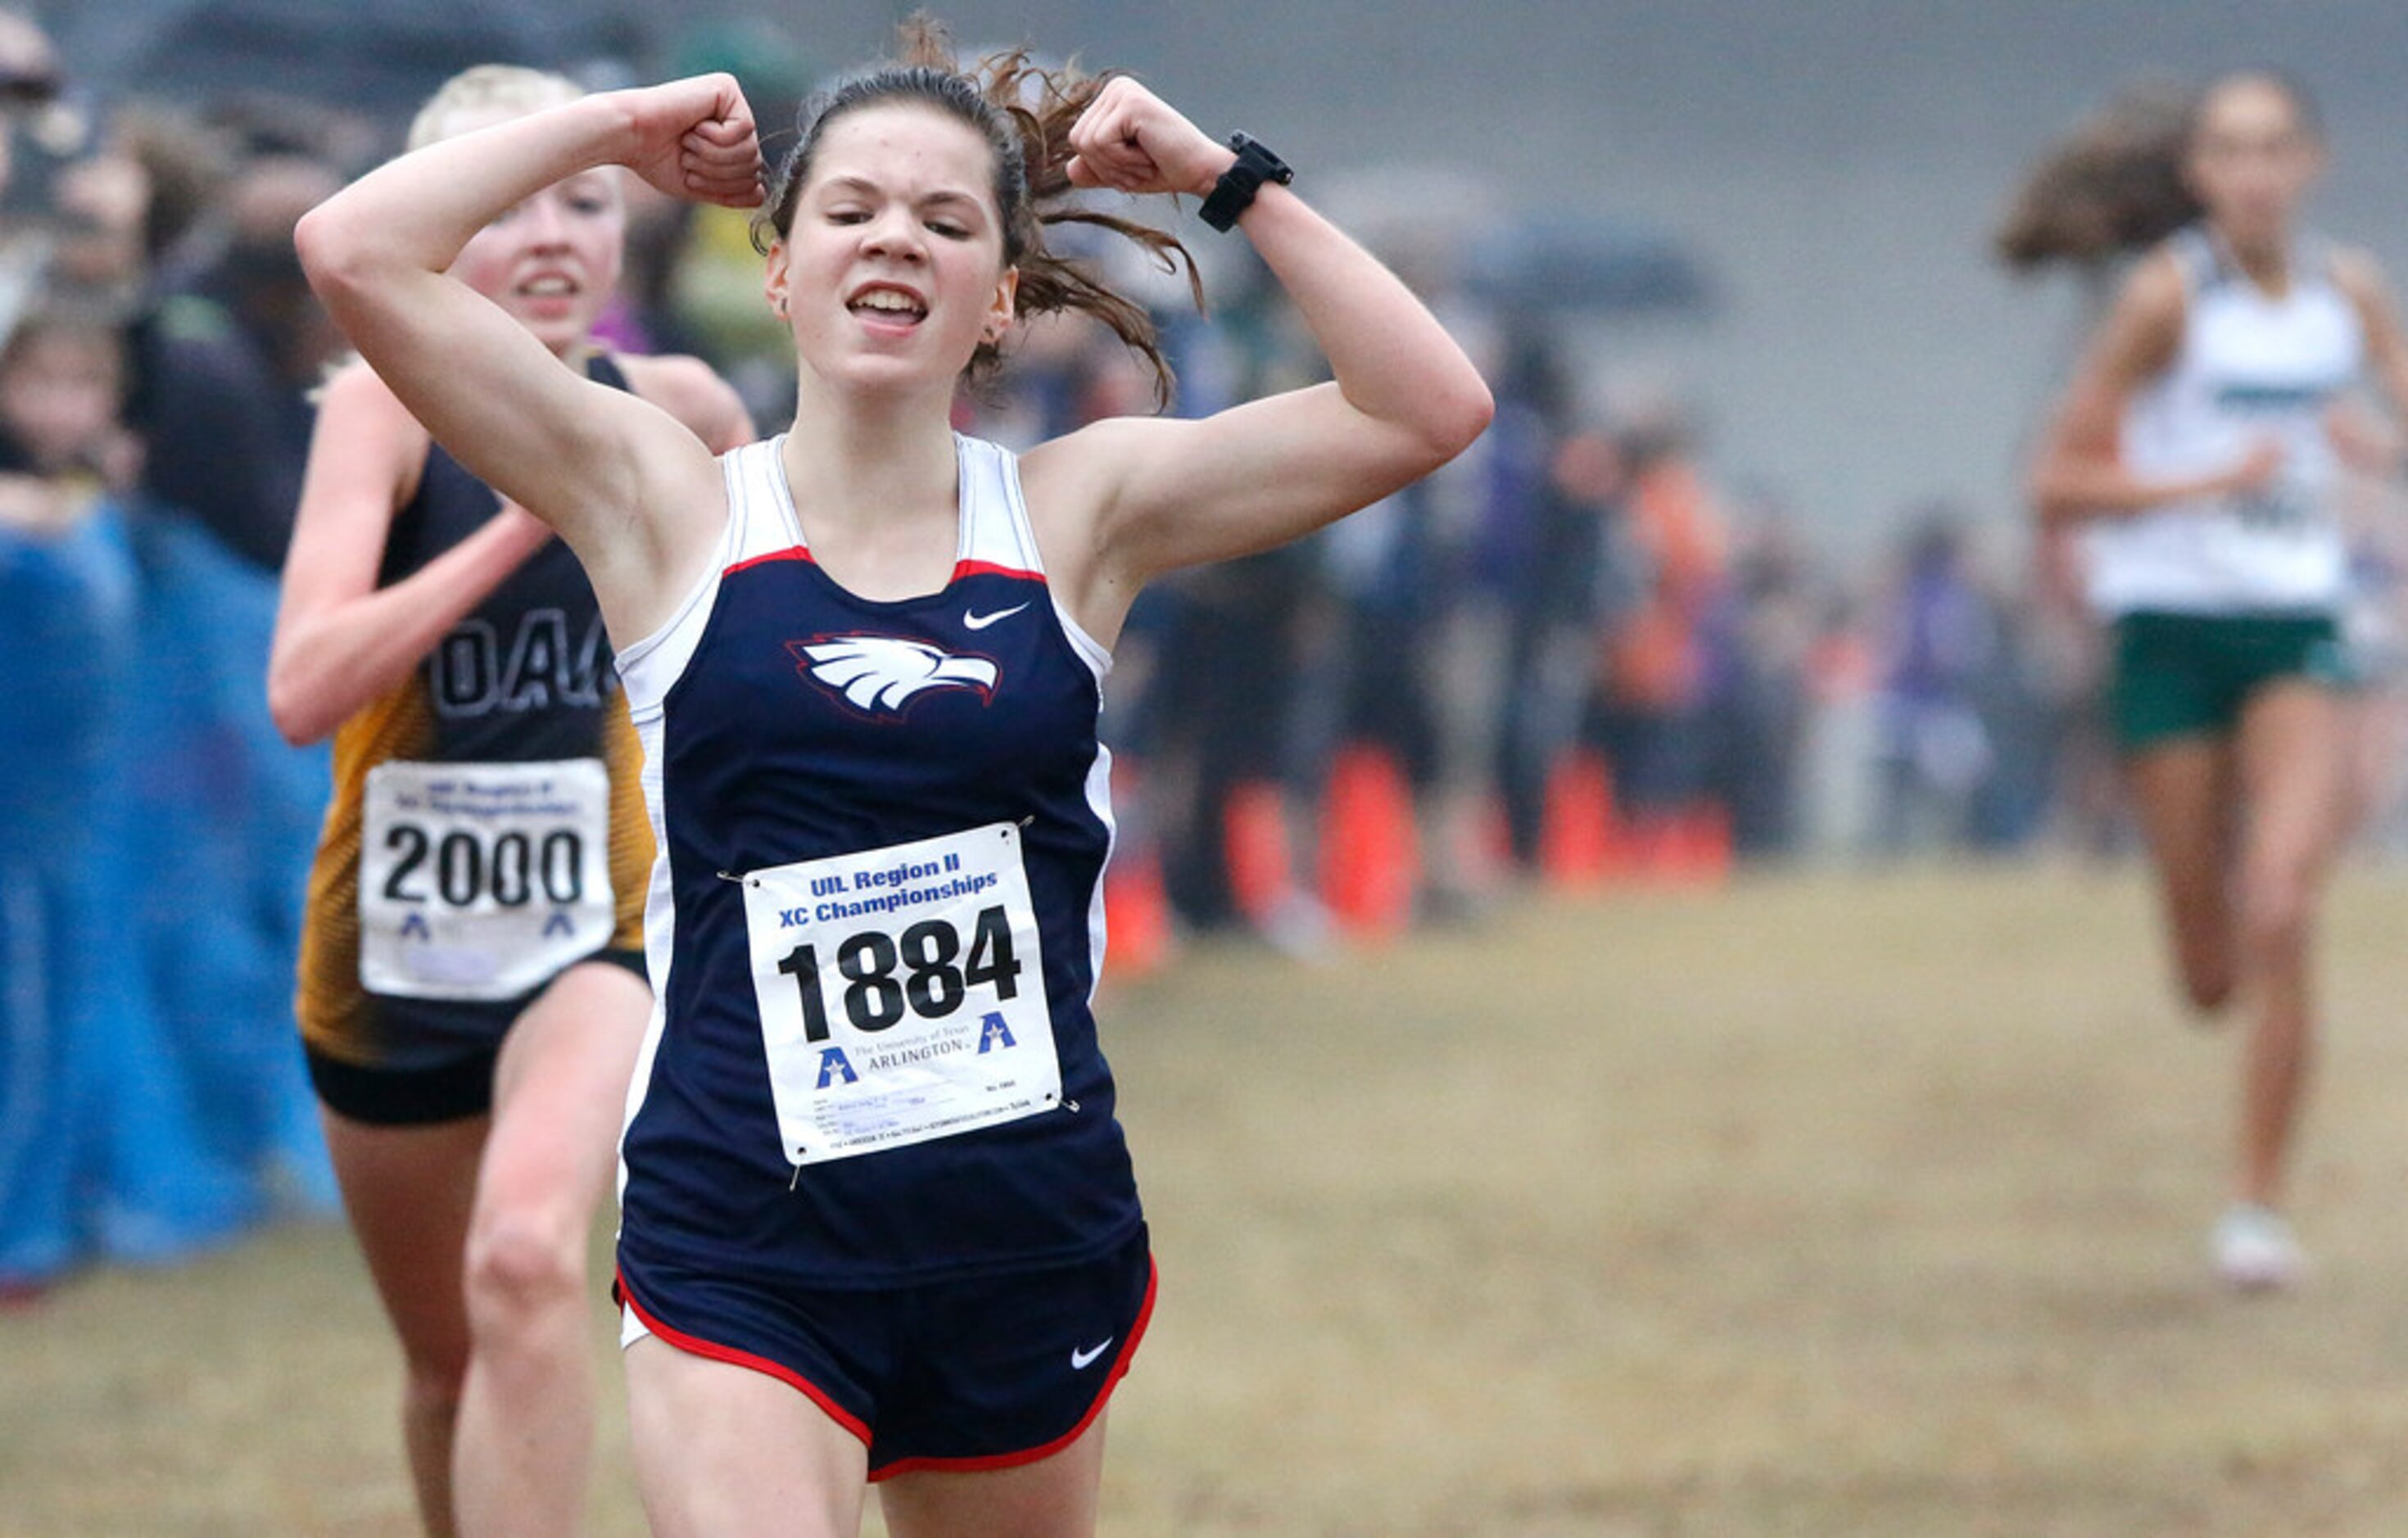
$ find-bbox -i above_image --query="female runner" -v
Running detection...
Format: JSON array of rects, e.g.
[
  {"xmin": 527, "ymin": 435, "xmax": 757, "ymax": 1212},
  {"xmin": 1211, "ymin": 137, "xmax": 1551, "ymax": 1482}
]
[
  {"xmin": 2030, "ymin": 70, "xmax": 2408, "ymax": 1289},
  {"xmin": 269, "ymin": 66, "xmax": 749, "ymax": 1535},
  {"xmin": 297, "ymin": 25, "xmax": 1488, "ymax": 1533}
]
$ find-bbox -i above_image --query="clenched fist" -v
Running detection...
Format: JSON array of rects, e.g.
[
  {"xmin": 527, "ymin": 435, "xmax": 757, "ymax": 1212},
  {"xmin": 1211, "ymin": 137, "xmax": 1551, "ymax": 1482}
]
[{"xmin": 1066, "ymin": 78, "xmax": 1236, "ymax": 199}]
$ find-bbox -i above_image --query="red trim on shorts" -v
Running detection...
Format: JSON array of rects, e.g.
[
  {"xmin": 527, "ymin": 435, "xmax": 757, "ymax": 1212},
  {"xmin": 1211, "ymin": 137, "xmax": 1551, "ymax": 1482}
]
[
  {"xmin": 614, "ymin": 1267, "xmax": 872, "ymax": 1447},
  {"xmin": 950, "ymin": 559, "xmax": 1044, "ymax": 585},
  {"xmin": 867, "ymin": 1257, "xmax": 1159, "ymax": 1482},
  {"xmin": 725, "ymin": 545, "xmax": 814, "ymax": 577}
]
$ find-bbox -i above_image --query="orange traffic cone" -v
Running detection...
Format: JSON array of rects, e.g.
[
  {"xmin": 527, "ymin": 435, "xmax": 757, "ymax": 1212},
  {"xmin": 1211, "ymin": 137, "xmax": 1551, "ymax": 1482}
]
[
  {"xmin": 1540, "ymin": 749, "xmax": 1615, "ymax": 891},
  {"xmin": 1101, "ymin": 758, "xmax": 1175, "ymax": 983},
  {"xmin": 1319, "ymin": 744, "xmax": 1419, "ymax": 939},
  {"xmin": 1102, "ymin": 848, "xmax": 1175, "ymax": 979},
  {"xmin": 1223, "ymin": 780, "xmax": 1297, "ymax": 926}
]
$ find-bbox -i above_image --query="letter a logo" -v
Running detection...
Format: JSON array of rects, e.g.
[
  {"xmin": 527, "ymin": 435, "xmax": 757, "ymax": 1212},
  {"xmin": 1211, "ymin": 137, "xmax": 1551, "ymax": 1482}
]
[
  {"xmin": 975, "ymin": 1011, "xmax": 1016, "ymax": 1053},
  {"xmin": 400, "ymin": 913, "xmax": 432, "ymax": 942},
  {"xmin": 542, "ymin": 910, "xmax": 576, "ymax": 938},
  {"xmin": 816, "ymin": 1048, "xmax": 858, "ymax": 1088}
]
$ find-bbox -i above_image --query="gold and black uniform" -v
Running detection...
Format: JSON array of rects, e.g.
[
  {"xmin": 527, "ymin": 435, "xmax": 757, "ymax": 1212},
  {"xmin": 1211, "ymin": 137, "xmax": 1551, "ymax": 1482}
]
[{"xmin": 296, "ymin": 355, "xmax": 650, "ymax": 1124}]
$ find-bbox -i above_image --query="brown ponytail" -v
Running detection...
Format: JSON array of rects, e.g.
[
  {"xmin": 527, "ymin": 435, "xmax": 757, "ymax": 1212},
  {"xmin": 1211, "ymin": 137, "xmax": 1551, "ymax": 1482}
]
[{"xmin": 1994, "ymin": 79, "xmax": 2198, "ymax": 273}]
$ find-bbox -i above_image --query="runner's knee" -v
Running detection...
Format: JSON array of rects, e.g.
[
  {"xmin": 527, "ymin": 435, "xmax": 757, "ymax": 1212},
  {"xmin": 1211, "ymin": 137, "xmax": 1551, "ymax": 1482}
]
[
  {"xmin": 2168, "ymin": 911, "xmax": 2236, "ymax": 1012},
  {"xmin": 2178, "ymin": 960, "xmax": 2235, "ymax": 1015},
  {"xmin": 2237, "ymin": 865, "xmax": 2315, "ymax": 961},
  {"xmin": 463, "ymin": 1206, "xmax": 586, "ymax": 1333}
]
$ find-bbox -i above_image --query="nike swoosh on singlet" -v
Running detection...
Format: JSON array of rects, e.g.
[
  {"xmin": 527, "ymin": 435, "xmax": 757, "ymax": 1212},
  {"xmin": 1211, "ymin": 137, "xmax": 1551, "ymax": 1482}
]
[
  {"xmin": 964, "ymin": 603, "xmax": 1031, "ymax": 631},
  {"xmin": 1070, "ymin": 1337, "xmax": 1114, "ymax": 1370}
]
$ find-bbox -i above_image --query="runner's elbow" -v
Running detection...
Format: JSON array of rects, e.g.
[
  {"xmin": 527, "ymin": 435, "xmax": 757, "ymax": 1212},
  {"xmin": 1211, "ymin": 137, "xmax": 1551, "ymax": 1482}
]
[
  {"xmin": 2026, "ymin": 459, "xmax": 2080, "ymax": 527},
  {"xmin": 293, "ymin": 203, "xmax": 380, "ymax": 308},
  {"xmin": 291, "ymin": 205, "xmax": 341, "ymax": 286},
  {"xmin": 266, "ymin": 663, "xmax": 335, "ymax": 747},
  {"xmin": 1410, "ymin": 373, "xmax": 1496, "ymax": 468}
]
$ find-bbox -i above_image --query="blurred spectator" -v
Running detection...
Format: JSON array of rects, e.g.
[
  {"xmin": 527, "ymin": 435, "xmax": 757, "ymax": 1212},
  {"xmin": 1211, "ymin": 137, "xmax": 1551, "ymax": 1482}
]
[
  {"xmin": 1697, "ymin": 504, "xmax": 1816, "ymax": 858},
  {"xmin": 0, "ymin": 299, "xmax": 145, "ymax": 1292},
  {"xmin": 1871, "ymin": 513, "xmax": 2003, "ymax": 854},
  {"xmin": 2342, "ymin": 474, "xmax": 2408, "ymax": 852},
  {"xmin": 0, "ymin": 290, "xmax": 138, "ymax": 486},
  {"xmin": 57, "ymin": 111, "xmax": 342, "ymax": 1199},
  {"xmin": 1401, "ymin": 310, "xmax": 1514, "ymax": 918},
  {"xmin": 1596, "ymin": 416, "xmax": 1727, "ymax": 827},
  {"xmin": 1138, "ymin": 254, "xmax": 1335, "ymax": 947},
  {"xmin": 0, "ymin": 8, "xmax": 58, "ymax": 339},
  {"xmin": 1493, "ymin": 364, "xmax": 1627, "ymax": 866},
  {"xmin": 0, "ymin": 293, "xmax": 283, "ymax": 1291},
  {"xmin": 0, "ymin": 29, "xmax": 346, "ymax": 1291},
  {"xmin": 1795, "ymin": 588, "xmax": 1881, "ymax": 856},
  {"xmin": 124, "ymin": 135, "xmax": 347, "ymax": 572}
]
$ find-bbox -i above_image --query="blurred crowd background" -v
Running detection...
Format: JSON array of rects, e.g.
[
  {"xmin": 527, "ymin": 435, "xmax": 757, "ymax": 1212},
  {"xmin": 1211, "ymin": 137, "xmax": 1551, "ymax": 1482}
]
[{"xmin": 12, "ymin": 1, "xmax": 2408, "ymax": 1291}]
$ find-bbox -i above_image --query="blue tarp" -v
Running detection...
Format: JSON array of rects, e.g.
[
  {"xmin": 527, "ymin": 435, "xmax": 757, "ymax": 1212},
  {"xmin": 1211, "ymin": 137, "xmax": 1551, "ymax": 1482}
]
[{"xmin": 0, "ymin": 500, "xmax": 334, "ymax": 1287}]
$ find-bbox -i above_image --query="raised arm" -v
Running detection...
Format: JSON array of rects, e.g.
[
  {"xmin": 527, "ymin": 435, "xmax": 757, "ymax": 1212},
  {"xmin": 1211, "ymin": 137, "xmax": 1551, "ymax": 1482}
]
[
  {"xmin": 1020, "ymin": 79, "xmax": 1492, "ymax": 628},
  {"xmin": 2027, "ymin": 251, "xmax": 2279, "ymax": 527},
  {"xmin": 292, "ymin": 76, "xmax": 762, "ymax": 631}
]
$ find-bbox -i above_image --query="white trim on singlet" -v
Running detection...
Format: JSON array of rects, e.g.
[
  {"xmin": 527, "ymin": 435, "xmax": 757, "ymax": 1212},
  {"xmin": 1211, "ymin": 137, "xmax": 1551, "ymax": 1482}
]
[
  {"xmin": 955, "ymin": 433, "xmax": 1030, "ymax": 574},
  {"xmin": 745, "ymin": 431, "xmax": 810, "ymax": 552},
  {"xmin": 1079, "ymin": 739, "xmax": 1116, "ymax": 1006}
]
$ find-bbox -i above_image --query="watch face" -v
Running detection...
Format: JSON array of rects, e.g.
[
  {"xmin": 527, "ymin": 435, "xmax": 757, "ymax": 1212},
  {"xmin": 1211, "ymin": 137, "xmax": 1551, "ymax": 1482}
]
[{"xmin": 1238, "ymin": 136, "xmax": 1291, "ymax": 183}]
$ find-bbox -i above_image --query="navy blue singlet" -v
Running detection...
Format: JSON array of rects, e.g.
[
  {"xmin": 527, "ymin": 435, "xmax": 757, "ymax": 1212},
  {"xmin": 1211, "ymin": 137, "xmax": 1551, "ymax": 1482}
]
[
  {"xmin": 296, "ymin": 354, "xmax": 650, "ymax": 1075},
  {"xmin": 614, "ymin": 434, "xmax": 1139, "ymax": 1287}
]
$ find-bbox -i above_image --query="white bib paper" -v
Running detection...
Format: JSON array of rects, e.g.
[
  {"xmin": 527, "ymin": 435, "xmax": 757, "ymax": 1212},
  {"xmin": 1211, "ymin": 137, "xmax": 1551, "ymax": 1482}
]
[
  {"xmin": 740, "ymin": 821, "xmax": 1059, "ymax": 1168},
  {"xmin": 359, "ymin": 758, "xmax": 617, "ymax": 1001}
]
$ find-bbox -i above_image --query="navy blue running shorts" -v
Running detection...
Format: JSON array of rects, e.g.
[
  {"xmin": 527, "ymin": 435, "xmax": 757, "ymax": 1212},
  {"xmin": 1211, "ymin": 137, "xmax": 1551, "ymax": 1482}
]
[{"xmin": 616, "ymin": 1224, "xmax": 1154, "ymax": 1479}]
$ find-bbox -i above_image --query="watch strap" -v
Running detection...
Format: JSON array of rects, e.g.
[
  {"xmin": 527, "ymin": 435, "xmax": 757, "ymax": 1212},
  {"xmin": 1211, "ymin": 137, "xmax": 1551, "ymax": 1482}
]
[{"xmin": 1199, "ymin": 133, "xmax": 1292, "ymax": 233}]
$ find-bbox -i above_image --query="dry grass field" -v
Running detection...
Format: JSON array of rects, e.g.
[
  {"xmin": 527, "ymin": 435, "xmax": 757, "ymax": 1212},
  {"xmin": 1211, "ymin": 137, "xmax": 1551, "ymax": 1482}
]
[{"xmin": 9, "ymin": 862, "xmax": 2408, "ymax": 1536}]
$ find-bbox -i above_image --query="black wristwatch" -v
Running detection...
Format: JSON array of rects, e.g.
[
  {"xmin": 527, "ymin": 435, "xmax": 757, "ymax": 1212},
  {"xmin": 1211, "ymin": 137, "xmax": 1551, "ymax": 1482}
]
[{"xmin": 1198, "ymin": 133, "xmax": 1293, "ymax": 232}]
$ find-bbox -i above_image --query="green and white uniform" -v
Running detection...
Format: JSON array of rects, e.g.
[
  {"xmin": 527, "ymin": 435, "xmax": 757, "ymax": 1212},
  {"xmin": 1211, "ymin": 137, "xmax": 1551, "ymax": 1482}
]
[{"xmin": 2089, "ymin": 225, "xmax": 2362, "ymax": 748}]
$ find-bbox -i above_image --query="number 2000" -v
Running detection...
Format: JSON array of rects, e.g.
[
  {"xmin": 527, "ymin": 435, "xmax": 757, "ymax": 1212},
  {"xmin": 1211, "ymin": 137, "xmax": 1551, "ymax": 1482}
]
[{"xmin": 382, "ymin": 825, "xmax": 586, "ymax": 908}]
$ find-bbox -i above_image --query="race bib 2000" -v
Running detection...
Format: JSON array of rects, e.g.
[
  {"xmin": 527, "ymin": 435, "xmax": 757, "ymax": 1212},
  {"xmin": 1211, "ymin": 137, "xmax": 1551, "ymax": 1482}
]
[{"xmin": 359, "ymin": 758, "xmax": 616, "ymax": 1001}]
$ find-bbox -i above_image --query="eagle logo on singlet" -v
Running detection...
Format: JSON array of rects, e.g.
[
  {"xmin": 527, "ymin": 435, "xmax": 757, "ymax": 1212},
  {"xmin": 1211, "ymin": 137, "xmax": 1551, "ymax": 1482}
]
[{"xmin": 788, "ymin": 636, "xmax": 999, "ymax": 714}]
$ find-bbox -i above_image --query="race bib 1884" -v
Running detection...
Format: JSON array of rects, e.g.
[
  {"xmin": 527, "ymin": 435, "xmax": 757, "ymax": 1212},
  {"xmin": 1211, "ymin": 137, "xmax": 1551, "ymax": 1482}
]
[
  {"xmin": 740, "ymin": 822, "xmax": 1060, "ymax": 1169},
  {"xmin": 359, "ymin": 758, "xmax": 616, "ymax": 1001}
]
